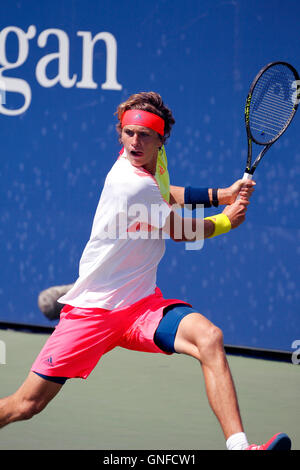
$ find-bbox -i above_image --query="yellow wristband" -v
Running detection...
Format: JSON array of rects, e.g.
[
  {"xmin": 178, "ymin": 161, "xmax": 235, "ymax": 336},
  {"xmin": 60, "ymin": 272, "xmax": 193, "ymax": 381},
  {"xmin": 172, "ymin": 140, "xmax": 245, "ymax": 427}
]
[{"xmin": 204, "ymin": 214, "xmax": 231, "ymax": 238}]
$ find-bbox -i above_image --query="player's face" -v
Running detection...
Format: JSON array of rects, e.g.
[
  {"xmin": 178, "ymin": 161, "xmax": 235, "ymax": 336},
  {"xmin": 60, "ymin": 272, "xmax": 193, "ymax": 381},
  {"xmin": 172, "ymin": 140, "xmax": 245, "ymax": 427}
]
[{"xmin": 121, "ymin": 125, "xmax": 162, "ymax": 175}]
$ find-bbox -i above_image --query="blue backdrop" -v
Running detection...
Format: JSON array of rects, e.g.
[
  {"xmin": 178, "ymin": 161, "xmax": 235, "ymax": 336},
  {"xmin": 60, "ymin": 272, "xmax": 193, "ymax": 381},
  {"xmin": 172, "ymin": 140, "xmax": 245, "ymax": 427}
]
[{"xmin": 1, "ymin": 0, "xmax": 299, "ymax": 352}]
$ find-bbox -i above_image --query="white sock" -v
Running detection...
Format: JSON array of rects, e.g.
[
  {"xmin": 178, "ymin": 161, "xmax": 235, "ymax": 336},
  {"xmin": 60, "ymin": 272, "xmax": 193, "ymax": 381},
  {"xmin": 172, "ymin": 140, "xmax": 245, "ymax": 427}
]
[{"xmin": 226, "ymin": 432, "xmax": 249, "ymax": 450}]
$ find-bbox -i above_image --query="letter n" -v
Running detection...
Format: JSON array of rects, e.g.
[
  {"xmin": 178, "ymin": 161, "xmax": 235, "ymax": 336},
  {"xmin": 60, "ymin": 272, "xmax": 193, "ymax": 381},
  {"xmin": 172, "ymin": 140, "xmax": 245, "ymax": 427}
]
[{"xmin": 76, "ymin": 31, "xmax": 122, "ymax": 90}]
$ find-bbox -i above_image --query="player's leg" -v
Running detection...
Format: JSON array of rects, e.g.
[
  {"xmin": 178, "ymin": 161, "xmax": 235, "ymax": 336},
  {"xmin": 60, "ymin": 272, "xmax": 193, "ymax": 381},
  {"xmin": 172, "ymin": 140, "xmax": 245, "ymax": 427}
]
[
  {"xmin": 0, "ymin": 303, "xmax": 123, "ymax": 430},
  {"xmin": 123, "ymin": 299, "xmax": 291, "ymax": 450},
  {"xmin": 122, "ymin": 300, "xmax": 244, "ymax": 442},
  {"xmin": 0, "ymin": 371, "xmax": 63, "ymax": 428},
  {"xmin": 173, "ymin": 311, "xmax": 244, "ymax": 441}
]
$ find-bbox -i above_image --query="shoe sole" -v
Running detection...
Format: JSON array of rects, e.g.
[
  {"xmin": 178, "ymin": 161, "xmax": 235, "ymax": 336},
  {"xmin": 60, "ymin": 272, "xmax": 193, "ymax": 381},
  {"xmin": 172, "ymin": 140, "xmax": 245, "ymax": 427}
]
[{"xmin": 267, "ymin": 433, "xmax": 291, "ymax": 450}]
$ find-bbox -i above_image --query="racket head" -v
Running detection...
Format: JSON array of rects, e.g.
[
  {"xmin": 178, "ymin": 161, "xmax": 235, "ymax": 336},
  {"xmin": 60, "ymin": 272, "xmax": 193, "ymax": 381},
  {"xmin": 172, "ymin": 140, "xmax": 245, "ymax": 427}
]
[{"xmin": 245, "ymin": 61, "xmax": 300, "ymax": 148}]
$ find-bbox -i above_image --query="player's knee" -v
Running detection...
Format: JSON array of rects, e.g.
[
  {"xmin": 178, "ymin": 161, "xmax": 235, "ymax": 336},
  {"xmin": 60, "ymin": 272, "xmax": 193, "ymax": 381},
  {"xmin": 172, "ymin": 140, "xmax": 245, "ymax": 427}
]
[
  {"xmin": 195, "ymin": 323, "xmax": 224, "ymax": 359},
  {"xmin": 17, "ymin": 397, "xmax": 47, "ymax": 421}
]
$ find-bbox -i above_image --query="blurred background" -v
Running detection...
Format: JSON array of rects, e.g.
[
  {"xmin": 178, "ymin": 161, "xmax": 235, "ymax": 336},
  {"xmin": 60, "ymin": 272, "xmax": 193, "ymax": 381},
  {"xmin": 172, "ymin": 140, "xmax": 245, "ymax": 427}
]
[{"xmin": 1, "ymin": 0, "xmax": 299, "ymax": 352}]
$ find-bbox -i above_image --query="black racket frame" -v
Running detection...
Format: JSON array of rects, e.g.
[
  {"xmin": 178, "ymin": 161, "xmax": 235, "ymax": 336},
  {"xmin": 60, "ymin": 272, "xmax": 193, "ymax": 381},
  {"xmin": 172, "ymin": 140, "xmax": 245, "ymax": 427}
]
[{"xmin": 244, "ymin": 61, "xmax": 300, "ymax": 176}]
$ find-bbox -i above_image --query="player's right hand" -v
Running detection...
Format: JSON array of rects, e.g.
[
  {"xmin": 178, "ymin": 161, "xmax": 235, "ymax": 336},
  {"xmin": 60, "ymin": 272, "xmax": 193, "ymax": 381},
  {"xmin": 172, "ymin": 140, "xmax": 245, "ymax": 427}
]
[{"xmin": 222, "ymin": 197, "xmax": 249, "ymax": 229}]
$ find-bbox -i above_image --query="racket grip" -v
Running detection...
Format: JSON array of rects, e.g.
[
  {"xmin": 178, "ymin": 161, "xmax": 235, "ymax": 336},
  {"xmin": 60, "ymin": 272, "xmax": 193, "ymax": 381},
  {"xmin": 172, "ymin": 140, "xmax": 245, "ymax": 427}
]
[
  {"xmin": 237, "ymin": 172, "xmax": 253, "ymax": 200},
  {"xmin": 242, "ymin": 172, "xmax": 253, "ymax": 181}
]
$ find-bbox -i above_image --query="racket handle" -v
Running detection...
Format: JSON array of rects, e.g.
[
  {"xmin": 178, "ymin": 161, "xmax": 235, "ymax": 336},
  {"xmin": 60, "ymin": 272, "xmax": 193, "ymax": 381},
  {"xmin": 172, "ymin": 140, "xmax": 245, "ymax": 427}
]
[
  {"xmin": 242, "ymin": 172, "xmax": 253, "ymax": 181},
  {"xmin": 237, "ymin": 172, "xmax": 253, "ymax": 200}
]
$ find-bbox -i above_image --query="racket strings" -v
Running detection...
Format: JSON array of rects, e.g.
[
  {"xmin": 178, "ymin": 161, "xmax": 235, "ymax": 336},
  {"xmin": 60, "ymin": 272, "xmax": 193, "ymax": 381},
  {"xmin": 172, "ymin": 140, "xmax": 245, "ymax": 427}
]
[
  {"xmin": 251, "ymin": 91, "xmax": 293, "ymax": 137},
  {"xmin": 249, "ymin": 65, "xmax": 296, "ymax": 144}
]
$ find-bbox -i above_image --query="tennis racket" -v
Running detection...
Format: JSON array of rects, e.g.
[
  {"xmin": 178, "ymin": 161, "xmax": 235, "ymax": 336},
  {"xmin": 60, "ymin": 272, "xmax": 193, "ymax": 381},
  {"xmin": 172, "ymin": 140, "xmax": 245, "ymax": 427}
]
[{"xmin": 241, "ymin": 61, "xmax": 300, "ymax": 183}]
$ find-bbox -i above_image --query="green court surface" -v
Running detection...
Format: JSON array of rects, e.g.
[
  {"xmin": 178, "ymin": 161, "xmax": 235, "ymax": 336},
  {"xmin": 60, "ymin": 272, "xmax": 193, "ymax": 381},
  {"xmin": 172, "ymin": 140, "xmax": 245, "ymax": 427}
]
[{"xmin": 0, "ymin": 328, "xmax": 299, "ymax": 451}]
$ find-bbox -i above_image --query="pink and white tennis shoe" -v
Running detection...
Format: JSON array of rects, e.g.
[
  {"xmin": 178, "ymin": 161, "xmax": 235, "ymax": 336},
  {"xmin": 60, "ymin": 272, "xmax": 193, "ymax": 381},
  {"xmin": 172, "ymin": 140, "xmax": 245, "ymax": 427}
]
[{"xmin": 245, "ymin": 433, "xmax": 291, "ymax": 450}]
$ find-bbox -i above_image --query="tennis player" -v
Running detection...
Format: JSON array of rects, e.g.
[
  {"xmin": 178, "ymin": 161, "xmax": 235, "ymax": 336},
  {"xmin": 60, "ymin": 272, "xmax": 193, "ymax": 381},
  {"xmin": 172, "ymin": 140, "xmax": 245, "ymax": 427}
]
[{"xmin": 0, "ymin": 92, "xmax": 291, "ymax": 451}]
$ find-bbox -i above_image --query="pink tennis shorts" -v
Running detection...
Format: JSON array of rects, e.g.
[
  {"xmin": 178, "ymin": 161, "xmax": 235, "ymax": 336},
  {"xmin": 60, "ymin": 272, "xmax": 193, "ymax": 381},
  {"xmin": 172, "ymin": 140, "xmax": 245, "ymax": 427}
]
[{"xmin": 31, "ymin": 288, "xmax": 189, "ymax": 380}]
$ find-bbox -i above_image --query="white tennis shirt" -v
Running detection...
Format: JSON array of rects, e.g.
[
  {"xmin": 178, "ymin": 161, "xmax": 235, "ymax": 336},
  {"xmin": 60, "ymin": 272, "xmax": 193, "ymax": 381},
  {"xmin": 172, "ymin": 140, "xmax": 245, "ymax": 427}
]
[{"xmin": 58, "ymin": 149, "xmax": 172, "ymax": 310}]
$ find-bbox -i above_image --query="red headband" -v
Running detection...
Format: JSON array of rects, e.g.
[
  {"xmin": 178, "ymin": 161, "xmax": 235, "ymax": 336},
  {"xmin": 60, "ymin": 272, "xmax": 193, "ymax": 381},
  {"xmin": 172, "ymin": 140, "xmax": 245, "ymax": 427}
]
[{"xmin": 121, "ymin": 109, "xmax": 165, "ymax": 136}]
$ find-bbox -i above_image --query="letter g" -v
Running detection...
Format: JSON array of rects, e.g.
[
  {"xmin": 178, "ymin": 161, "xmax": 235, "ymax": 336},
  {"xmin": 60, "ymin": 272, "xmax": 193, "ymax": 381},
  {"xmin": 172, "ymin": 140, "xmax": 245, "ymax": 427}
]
[{"xmin": 0, "ymin": 25, "xmax": 36, "ymax": 116}]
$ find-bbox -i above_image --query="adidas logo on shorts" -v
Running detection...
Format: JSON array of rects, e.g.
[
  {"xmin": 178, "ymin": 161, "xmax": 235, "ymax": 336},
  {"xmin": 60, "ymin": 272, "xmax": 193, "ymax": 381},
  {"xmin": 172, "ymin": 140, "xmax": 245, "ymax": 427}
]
[{"xmin": 43, "ymin": 356, "xmax": 54, "ymax": 366}]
